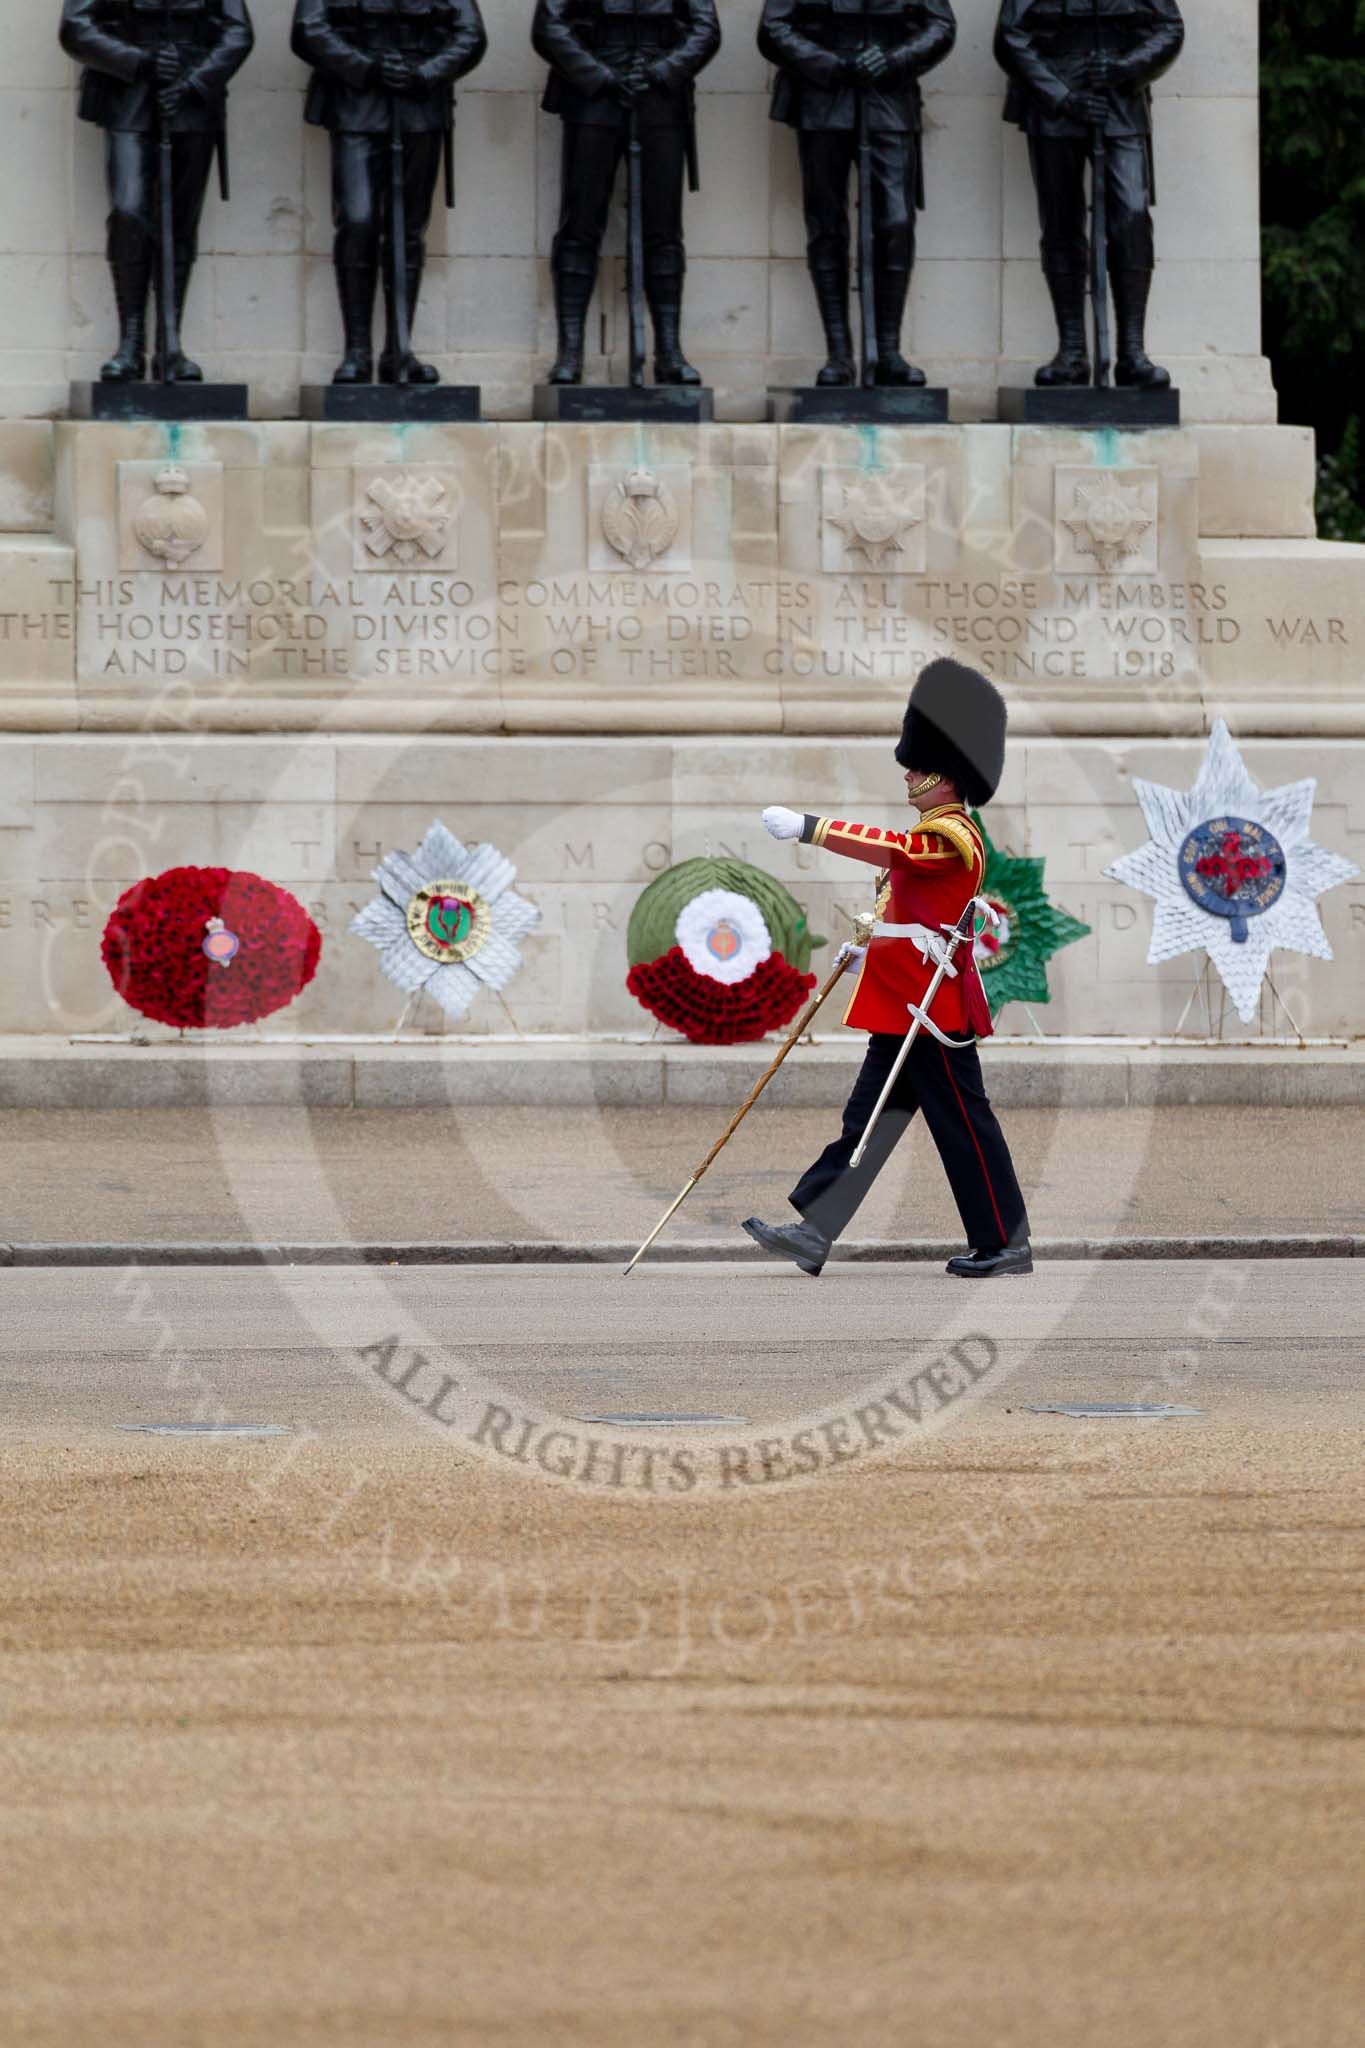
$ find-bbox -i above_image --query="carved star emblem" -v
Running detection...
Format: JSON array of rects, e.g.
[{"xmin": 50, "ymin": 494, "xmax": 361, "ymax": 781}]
[
  {"xmin": 827, "ymin": 476, "xmax": 922, "ymax": 570},
  {"xmin": 360, "ymin": 474, "xmax": 453, "ymax": 565},
  {"xmin": 1103, "ymin": 720, "xmax": 1358, "ymax": 1024},
  {"xmin": 1062, "ymin": 475, "xmax": 1153, "ymax": 572}
]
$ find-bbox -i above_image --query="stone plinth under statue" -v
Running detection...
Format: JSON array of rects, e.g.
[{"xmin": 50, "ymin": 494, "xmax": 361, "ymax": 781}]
[
  {"xmin": 301, "ymin": 386, "xmax": 483, "ymax": 423},
  {"xmin": 768, "ymin": 387, "xmax": 949, "ymax": 425},
  {"xmin": 71, "ymin": 381, "xmax": 250, "ymax": 423},
  {"xmin": 533, "ymin": 385, "xmax": 715, "ymax": 424},
  {"xmin": 998, "ymin": 388, "xmax": 1181, "ymax": 427}
]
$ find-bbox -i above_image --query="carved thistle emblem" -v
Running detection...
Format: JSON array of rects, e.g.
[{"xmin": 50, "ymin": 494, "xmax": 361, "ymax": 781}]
[
  {"xmin": 1061, "ymin": 476, "xmax": 1153, "ymax": 573},
  {"xmin": 360, "ymin": 473, "xmax": 454, "ymax": 565},
  {"xmin": 826, "ymin": 476, "xmax": 922, "ymax": 570},
  {"xmin": 132, "ymin": 464, "xmax": 211, "ymax": 569},
  {"xmin": 600, "ymin": 468, "xmax": 679, "ymax": 571}
]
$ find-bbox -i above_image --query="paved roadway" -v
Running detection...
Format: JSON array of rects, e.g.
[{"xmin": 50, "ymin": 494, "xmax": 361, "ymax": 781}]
[{"xmin": 2, "ymin": 1259, "xmax": 1359, "ymax": 1448}]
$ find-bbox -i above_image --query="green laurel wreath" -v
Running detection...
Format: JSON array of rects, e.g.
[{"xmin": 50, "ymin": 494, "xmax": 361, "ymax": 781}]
[{"xmin": 627, "ymin": 857, "xmax": 823, "ymax": 973}]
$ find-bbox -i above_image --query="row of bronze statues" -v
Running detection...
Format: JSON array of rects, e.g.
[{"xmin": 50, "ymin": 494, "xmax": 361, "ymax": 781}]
[{"xmin": 59, "ymin": 0, "xmax": 1185, "ymax": 397}]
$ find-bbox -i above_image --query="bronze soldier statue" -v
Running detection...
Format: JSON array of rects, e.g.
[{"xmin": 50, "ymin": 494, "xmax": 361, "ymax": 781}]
[
  {"xmin": 531, "ymin": 0, "xmax": 722, "ymax": 387},
  {"xmin": 60, "ymin": 0, "xmax": 254, "ymax": 383},
  {"xmin": 995, "ymin": 0, "xmax": 1184, "ymax": 388},
  {"xmin": 758, "ymin": 0, "xmax": 956, "ymax": 388},
  {"xmin": 292, "ymin": 0, "xmax": 488, "ymax": 386}
]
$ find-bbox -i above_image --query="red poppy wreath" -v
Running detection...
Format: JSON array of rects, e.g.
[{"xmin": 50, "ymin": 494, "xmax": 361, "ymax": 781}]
[{"xmin": 101, "ymin": 867, "xmax": 322, "ymax": 1030}]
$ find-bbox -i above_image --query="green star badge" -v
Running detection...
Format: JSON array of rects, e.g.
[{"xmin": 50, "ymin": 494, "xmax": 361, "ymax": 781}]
[{"xmin": 969, "ymin": 811, "xmax": 1092, "ymax": 1018}]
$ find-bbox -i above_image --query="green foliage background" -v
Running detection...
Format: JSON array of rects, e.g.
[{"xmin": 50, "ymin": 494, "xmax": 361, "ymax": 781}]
[{"xmin": 1260, "ymin": 0, "xmax": 1365, "ymax": 537}]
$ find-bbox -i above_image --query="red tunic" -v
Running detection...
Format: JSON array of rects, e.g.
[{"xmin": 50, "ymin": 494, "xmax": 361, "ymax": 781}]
[{"xmin": 805, "ymin": 804, "xmax": 993, "ymax": 1040}]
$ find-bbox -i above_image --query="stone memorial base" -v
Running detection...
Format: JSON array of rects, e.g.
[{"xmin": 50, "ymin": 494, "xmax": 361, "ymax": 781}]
[
  {"xmin": 0, "ymin": 411, "xmax": 1358, "ymax": 1042},
  {"xmin": 767, "ymin": 387, "xmax": 950, "ymax": 425},
  {"xmin": 998, "ymin": 387, "xmax": 1182, "ymax": 428},
  {"xmin": 532, "ymin": 385, "xmax": 715, "ymax": 424},
  {"xmin": 300, "ymin": 385, "xmax": 482, "ymax": 423},
  {"xmin": 70, "ymin": 382, "xmax": 250, "ymax": 423}
]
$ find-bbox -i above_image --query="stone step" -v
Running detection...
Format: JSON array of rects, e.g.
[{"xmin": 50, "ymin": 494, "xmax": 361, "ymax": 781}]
[{"xmin": 0, "ymin": 1037, "xmax": 1359, "ymax": 1109}]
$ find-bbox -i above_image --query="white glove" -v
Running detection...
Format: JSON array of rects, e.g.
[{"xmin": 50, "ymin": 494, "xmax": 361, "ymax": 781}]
[
  {"xmin": 762, "ymin": 805, "xmax": 803, "ymax": 842},
  {"xmin": 835, "ymin": 942, "xmax": 866, "ymax": 972}
]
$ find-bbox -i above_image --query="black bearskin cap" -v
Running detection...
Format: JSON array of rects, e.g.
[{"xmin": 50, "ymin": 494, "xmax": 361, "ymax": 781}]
[{"xmin": 894, "ymin": 658, "xmax": 1007, "ymax": 806}]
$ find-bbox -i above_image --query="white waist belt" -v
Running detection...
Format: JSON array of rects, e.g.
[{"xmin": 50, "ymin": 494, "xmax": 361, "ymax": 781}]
[{"xmin": 871, "ymin": 920, "xmax": 959, "ymax": 976}]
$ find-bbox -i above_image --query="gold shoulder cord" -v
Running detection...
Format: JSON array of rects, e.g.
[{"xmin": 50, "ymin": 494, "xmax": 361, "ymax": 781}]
[{"xmin": 928, "ymin": 811, "xmax": 983, "ymax": 873}]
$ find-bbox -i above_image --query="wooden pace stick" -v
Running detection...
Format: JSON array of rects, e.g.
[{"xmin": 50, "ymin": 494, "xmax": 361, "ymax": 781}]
[{"xmin": 623, "ymin": 936, "xmax": 867, "ymax": 1277}]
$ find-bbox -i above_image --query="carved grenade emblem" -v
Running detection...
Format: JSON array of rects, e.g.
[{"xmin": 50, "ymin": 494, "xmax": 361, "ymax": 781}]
[
  {"xmin": 601, "ymin": 468, "xmax": 679, "ymax": 570},
  {"xmin": 133, "ymin": 464, "xmax": 211, "ymax": 569}
]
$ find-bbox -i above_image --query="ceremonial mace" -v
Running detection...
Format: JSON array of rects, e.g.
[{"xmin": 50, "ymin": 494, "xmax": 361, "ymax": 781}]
[{"xmin": 623, "ymin": 915, "xmax": 875, "ymax": 1276}]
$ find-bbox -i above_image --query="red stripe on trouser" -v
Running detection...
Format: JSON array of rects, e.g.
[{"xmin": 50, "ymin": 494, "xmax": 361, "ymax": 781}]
[{"xmin": 939, "ymin": 1045, "xmax": 1007, "ymax": 1245}]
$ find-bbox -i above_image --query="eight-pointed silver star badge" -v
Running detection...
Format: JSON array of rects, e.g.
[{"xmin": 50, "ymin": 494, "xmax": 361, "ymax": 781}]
[
  {"xmin": 1104, "ymin": 720, "xmax": 1358, "ymax": 1023},
  {"xmin": 350, "ymin": 821, "xmax": 541, "ymax": 1023}
]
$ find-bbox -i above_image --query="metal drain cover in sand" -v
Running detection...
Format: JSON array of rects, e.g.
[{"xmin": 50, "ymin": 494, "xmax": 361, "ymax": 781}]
[
  {"xmin": 1022, "ymin": 1402, "xmax": 1201, "ymax": 1420},
  {"xmin": 115, "ymin": 1422, "xmax": 290, "ymax": 1437},
  {"xmin": 577, "ymin": 1413, "xmax": 749, "ymax": 1428}
]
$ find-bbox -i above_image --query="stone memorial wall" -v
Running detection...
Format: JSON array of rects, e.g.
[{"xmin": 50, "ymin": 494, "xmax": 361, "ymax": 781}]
[
  {"xmin": 0, "ymin": 408, "xmax": 1360, "ymax": 1042},
  {"xmin": 0, "ymin": 0, "xmax": 1359, "ymax": 1053}
]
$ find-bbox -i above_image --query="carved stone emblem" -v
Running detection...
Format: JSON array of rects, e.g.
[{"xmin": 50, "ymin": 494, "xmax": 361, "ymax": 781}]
[
  {"xmin": 1060, "ymin": 474, "xmax": 1155, "ymax": 573},
  {"xmin": 359, "ymin": 472, "xmax": 454, "ymax": 566},
  {"xmin": 132, "ymin": 464, "xmax": 211, "ymax": 568},
  {"xmin": 600, "ymin": 468, "xmax": 680, "ymax": 571},
  {"xmin": 820, "ymin": 464, "xmax": 927, "ymax": 574},
  {"xmin": 826, "ymin": 475, "xmax": 923, "ymax": 570}
]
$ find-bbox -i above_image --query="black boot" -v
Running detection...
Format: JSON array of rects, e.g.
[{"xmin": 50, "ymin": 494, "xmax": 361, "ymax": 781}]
[
  {"xmin": 379, "ymin": 250, "xmax": 440, "ymax": 385},
  {"xmin": 100, "ymin": 249, "xmax": 150, "ymax": 384},
  {"xmin": 152, "ymin": 255, "xmax": 203, "ymax": 382},
  {"xmin": 945, "ymin": 1244, "xmax": 1034, "ymax": 1279},
  {"xmin": 548, "ymin": 265, "xmax": 595, "ymax": 385},
  {"xmin": 332, "ymin": 263, "xmax": 376, "ymax": 384},
  {"xmin": 808, "ymin": 255, "xmax": 856, "ymax": 387},
  {"xmin": 872, "ymin": 265, "xmax": 925, "ymax": 387},
  {"xmin": 1112, "ymin": 269, "xmax": 1170, "ymax": 390},
  {"xmin": 741, "ymin": 1215, "xmax": 832, "ymax": 1278},
  {"xmin": 1036, "ymin": 268, "xmax": 1090, "ymax": 387},
  {"xmin": 646, "ymin": 272, "xmax": 702, "ymax": 386}
]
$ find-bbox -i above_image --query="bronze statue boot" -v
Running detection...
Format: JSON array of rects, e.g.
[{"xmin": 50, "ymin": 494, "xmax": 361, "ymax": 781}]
[
  {"xmin": 332, "ymin": 265, "xmax": 376, "ymax": 385},
  {"xmin": 151, "ymin": 258, "xmax": 203, "ymax": 381},
  {"xmin": 1112, "ymin": 269, "xmax": 1171, "ymax": 390},
  {"xmin": 150, "ymin": 344, "xmax": 205, "ymax": 383},
  {"xmin": 1036, "ymin": 268, "xmax": 1090, "ymax": 386},
  {"xmin": 101, "ymin": 318, "xmax": 147, "ymax": 385},
  {"xmin": 548, "ymin": 265, "xmax": 595, "ymax": 384},
  {"xmin": 379, "ymin": 253, "xmax": 440, "ymax": 385},
  {"xmin": 873, "ymin": 351, "xmax": 927, "ymax": 388},
  {"xmin": 647, "ymin": 276, "xmax": 702, "ymax": 386},
  {"xmin": 872, "ymin": 267, "xmax": 926, "ymax": 385},
  {"xmin": 100, "ymin": 253, "xmax": 149, "ymax": 383},
  {"xmin": 809, "ymin": 257, "xmax": 856, "ymax": 386}
]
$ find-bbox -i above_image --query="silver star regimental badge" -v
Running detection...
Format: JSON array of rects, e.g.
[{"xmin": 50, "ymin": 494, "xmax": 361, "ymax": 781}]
[
  {"xmin": 1104, "ymin": 720, "xmax": 1358, "ymax": 1023},
  {"xmin": 350, "ymin": 821, "xmax": 541, "ymax": 1023}
]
